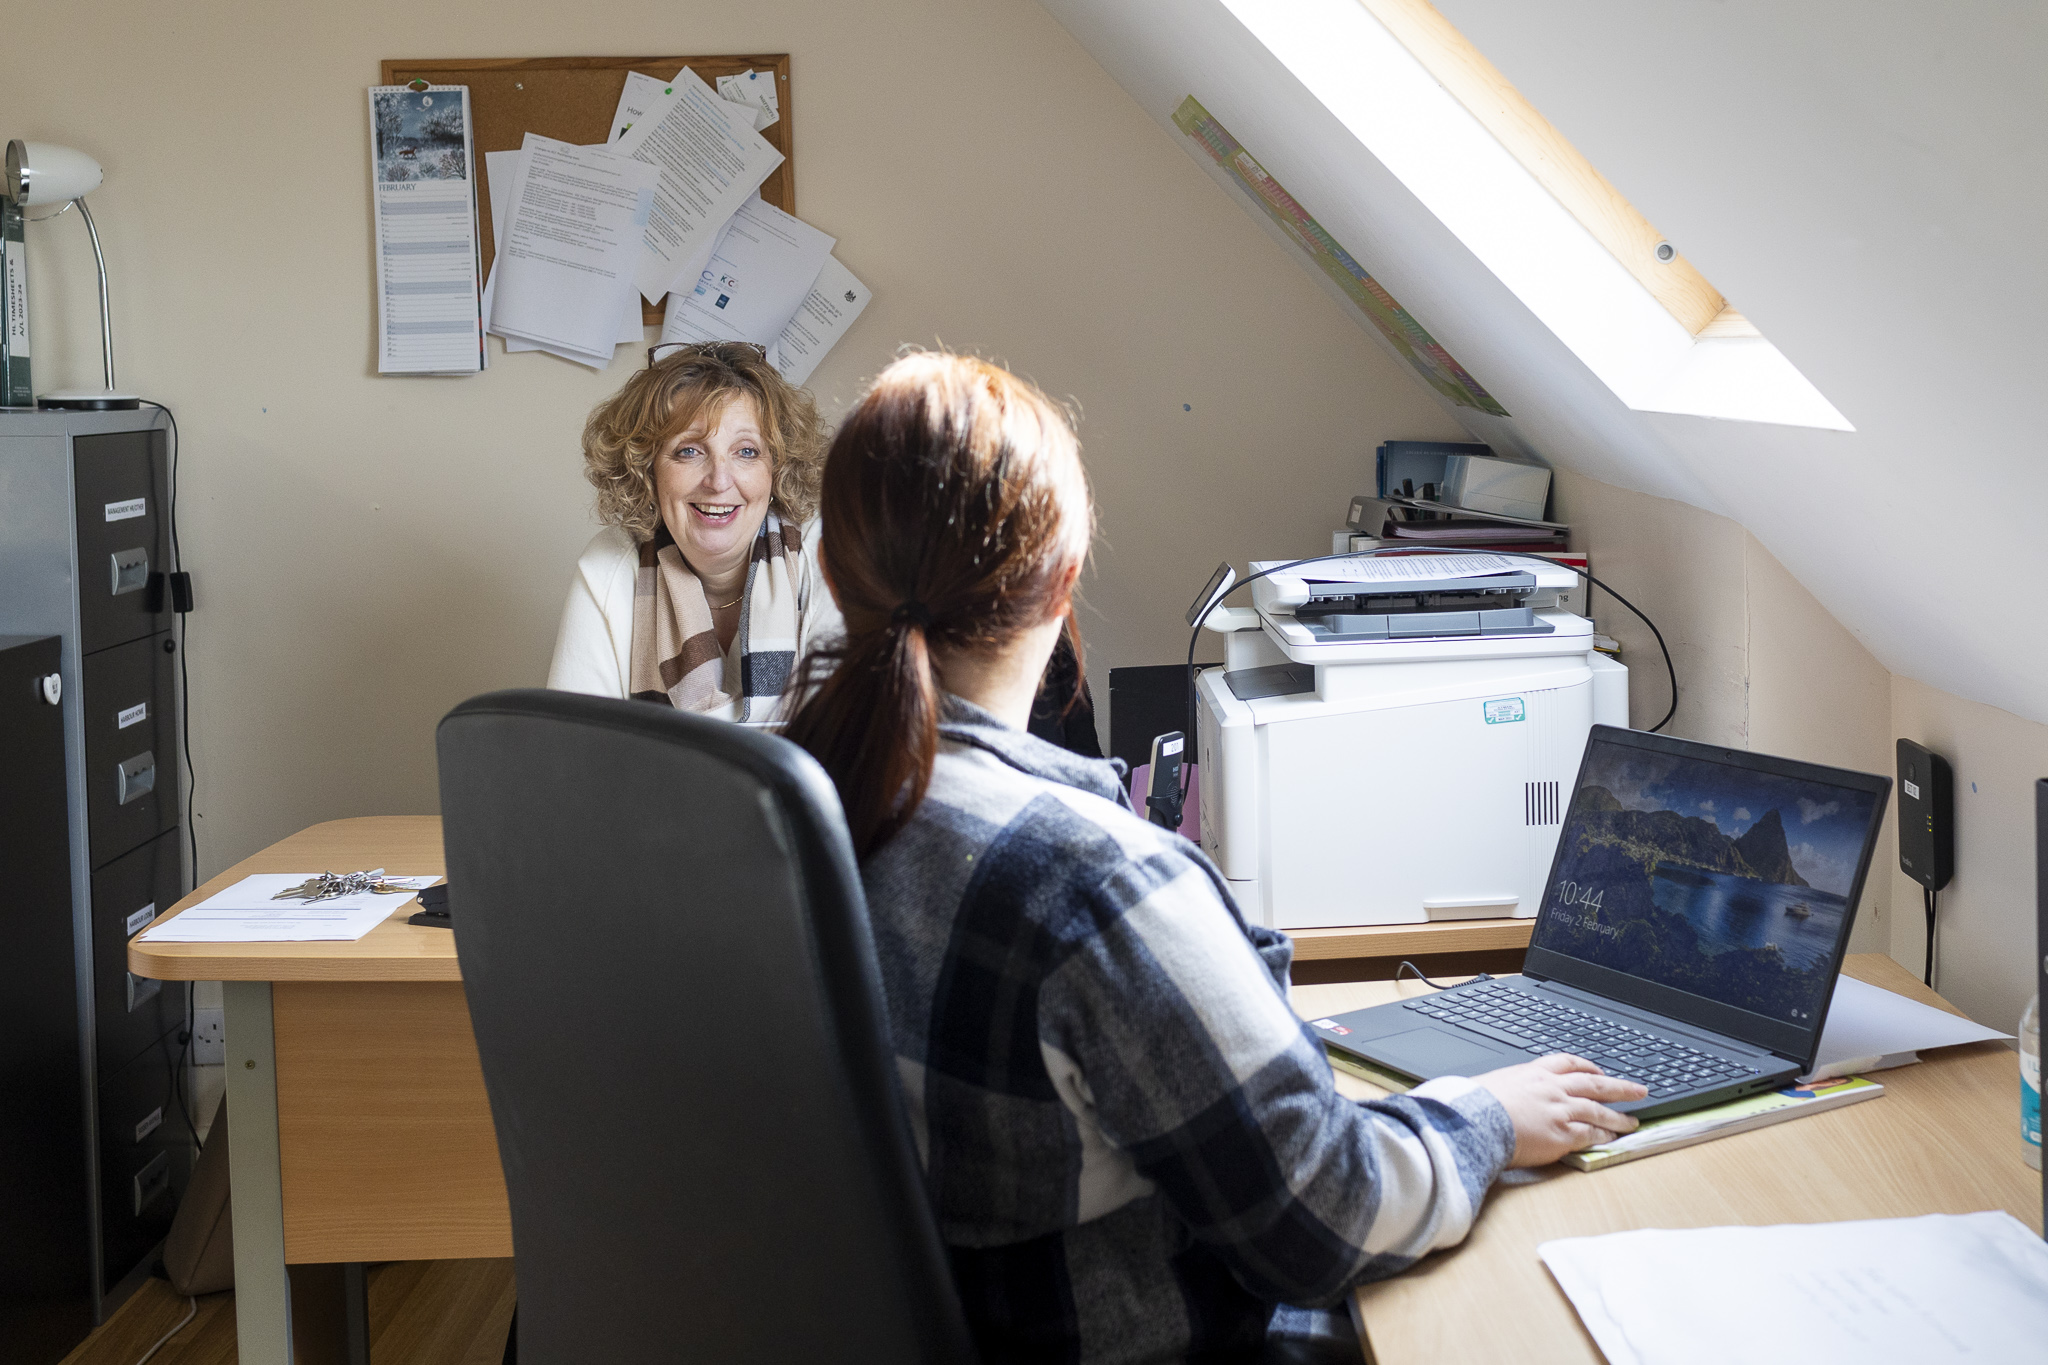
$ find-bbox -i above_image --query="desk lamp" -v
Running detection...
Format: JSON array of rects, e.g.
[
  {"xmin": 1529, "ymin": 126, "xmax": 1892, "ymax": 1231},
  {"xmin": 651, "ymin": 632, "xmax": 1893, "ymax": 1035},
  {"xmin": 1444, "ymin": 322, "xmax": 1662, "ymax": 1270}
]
[{"xmin": 4, "ymin": 139, "xmax": 139, "ymax": 410}]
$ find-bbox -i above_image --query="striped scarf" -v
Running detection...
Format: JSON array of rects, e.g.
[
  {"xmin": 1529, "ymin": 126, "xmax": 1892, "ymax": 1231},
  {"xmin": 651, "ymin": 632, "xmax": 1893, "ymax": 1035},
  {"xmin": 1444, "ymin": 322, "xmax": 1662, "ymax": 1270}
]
[{"xmin": 629, "ymin": 512, "xmax": 803, "ymax": 721}]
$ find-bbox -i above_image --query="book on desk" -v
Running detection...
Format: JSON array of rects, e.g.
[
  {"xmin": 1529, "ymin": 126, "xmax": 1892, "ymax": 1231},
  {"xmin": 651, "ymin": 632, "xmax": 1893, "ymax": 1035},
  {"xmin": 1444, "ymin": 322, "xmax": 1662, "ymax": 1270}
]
[{"xmin": 1323, "ymin": 1047, "xmax": 1886, "ymax": 1171}]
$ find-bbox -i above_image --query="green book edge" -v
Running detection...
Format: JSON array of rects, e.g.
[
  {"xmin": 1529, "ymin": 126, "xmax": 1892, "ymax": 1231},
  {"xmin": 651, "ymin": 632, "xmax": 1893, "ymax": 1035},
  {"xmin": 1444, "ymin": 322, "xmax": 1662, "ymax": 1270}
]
[{"xmin": 1323, "ymin": 1043, "xmax": 1886, "ymax": 1172}]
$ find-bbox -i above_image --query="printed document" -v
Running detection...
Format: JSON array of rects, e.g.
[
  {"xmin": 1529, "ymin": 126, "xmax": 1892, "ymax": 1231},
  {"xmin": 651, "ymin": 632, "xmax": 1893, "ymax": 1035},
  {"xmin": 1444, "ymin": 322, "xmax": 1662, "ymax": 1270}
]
[
  {"xmin": 610, "ymin": 70, "xmax": 674, "ymax": 144},
  {"xmin": 613, "ymin": 69, "xmax": 764, "ymax": 144},
  {"xmin": 369, "ymin": 85, "xmax": 483, "ymax": 375},
  {"xmin": 489, "ymin": 134, "xmax": 657, "ymax": 363},
  {"xmin": 771, "ymin": 255, "xmax": 872, "ymax": 385},
  {"xmin": 659, "ymin": 195, "xmax": 834, "ymax": 349},
  {"xmin": 481, "ymin": 149, "xmax": 644, "ymax": 367},
  {"xmin": 139, "ymin": 874, "xmax": 440, "ymax": 943},
  {"xmin": 1251, "ymin": 552, "xmax": 1577, "ymax": 590},
  {"xmin": 1540, "ymin": 1211, "xmax": 2048, "ymax": 1365},
  {"xmin": 716, "ymin": 69, "xmax": 781, "ymax": 130},
  {"xmin": 616, "ymin": 68, "xmax": 784, "ymax": 303}
]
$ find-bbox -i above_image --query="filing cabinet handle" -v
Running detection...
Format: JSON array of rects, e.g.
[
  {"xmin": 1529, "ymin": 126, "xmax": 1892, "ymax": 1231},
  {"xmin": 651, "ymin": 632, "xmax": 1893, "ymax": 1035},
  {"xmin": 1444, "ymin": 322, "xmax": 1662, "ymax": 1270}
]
[
  {"xmin": 110, "ymin": 548, "xmax": 149, "ymax": 597},
  {"xmin": 133, "ymin": 1150, "xmax": 170, "ymax": 1215},
  {"xmin": 117, "ymin": 751, "xmax": 156, "ymax": 805}
]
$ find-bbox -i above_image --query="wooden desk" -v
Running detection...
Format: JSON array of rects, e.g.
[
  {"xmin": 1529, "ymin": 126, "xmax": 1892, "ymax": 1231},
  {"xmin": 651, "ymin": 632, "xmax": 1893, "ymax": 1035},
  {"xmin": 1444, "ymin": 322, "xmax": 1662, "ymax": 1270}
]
[
  {"xmin": 1293, "ymin": 955, "xmax": 2043, "ymax": 1365},
  {"xmin": 1287, "ymin": 918, "xmax": 1533, "ymax": 985},
  {"xmin": 131, "ymin": 817, "xmax": 501, "ymax": 1365},
  {"xmin": 139, "ymin": 821, "xmax": 2038, "ymax": 1364}
]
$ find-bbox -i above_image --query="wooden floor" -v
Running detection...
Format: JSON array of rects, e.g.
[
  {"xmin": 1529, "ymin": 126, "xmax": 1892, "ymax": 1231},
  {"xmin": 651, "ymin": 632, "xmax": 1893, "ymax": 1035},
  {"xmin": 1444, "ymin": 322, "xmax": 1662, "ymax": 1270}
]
[{"xmin": 59, "ymin": 1260, "xmax": 516, "ymax": 1365}]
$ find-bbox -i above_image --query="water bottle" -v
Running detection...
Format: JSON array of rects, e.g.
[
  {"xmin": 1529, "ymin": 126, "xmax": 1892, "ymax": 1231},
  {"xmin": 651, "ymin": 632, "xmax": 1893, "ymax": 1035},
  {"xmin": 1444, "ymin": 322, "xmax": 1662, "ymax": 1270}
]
[{"xmin": 2023, "ymin": 991, "xmax": 2040, "ymax": 1171}]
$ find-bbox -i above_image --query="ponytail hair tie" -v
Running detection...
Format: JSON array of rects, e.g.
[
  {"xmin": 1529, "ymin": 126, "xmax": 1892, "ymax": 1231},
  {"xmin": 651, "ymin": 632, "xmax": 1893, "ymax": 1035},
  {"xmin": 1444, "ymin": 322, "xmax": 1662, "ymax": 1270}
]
[{"xmin": 891, "ymin": 600, "xmax": 932, "ymax": 629}]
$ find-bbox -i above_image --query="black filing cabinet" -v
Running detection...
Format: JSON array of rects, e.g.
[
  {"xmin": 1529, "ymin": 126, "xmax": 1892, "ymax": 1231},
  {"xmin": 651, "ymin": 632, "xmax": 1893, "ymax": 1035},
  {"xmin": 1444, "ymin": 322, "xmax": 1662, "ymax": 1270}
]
[
  {"xmin": 0, "ymin": 411, "xmax": 192, "ymax": 1355},
  {"xmin": 0, "ymin": 636, "xmax": 95, "ymax": 1361}
]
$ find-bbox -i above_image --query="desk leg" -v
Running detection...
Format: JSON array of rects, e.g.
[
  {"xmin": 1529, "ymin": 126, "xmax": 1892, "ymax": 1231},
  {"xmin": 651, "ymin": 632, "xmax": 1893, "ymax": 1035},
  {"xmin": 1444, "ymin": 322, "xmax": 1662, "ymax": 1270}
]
[{"xmin": 226, "ymin": 980, "xmax": 294, "ymax": 1365}]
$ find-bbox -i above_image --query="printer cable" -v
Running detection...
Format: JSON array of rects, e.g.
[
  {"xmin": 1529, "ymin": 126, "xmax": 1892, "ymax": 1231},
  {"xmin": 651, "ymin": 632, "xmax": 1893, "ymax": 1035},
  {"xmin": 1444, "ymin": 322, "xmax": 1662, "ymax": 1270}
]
[{"xmin": 1180, "ymin": 547, "xmax": 1679, "ymax": 806}]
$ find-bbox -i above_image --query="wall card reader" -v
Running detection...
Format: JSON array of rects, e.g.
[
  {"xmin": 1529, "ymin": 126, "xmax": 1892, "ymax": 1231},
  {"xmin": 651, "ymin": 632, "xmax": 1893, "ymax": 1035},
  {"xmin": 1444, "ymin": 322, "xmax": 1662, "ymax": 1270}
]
[{"xmin": 1896, "ymin": 739, "xmax": 1954, "ymax": 891}]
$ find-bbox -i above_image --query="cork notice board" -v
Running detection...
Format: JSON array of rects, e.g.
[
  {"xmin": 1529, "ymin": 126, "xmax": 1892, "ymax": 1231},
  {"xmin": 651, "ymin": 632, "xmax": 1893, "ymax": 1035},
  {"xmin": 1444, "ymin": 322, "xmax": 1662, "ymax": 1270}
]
[{"xmin": 381, "ymin": 55, "xmax": 794, "ymax": 325}]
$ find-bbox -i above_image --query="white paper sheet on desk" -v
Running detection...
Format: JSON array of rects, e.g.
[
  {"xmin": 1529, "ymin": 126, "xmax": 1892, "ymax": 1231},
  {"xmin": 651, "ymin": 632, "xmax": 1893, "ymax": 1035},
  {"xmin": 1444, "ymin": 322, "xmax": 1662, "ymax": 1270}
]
[
  {"xmin": 488, "ymin": 135, "xmax": 656, "ymax": 363},
  {"xmin": 770, "ymin": 254, "xmax": 872, "ymax": 385},
  {"xmin": 481, "ymin": 149, "xmax": 644, "ymax": 366},
  {"xmin": 659, "ymin": 195, "xmax": 834, "ymax": 349},
  {"xmin": 1802, "ymin": 972, "xmax": 2011, "ymax": 1080},
  {"xmin": 1539, "ymin": 1211, "xmax": 2048, "ymax": 1365},
  {"xmin": 138, "ymin": 874, "xmax": 440, "ymax": 943},
  {"xmin": 617, "ymin": 68, "xmax": 784, "ymax": 303}
]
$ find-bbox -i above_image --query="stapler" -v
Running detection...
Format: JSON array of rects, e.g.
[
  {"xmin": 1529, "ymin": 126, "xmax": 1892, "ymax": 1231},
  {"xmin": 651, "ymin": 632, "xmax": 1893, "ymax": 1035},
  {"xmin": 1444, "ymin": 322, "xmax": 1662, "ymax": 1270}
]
[{"xmin": 407, "ymin": 883, "xmax": 451, "ymax": 928}]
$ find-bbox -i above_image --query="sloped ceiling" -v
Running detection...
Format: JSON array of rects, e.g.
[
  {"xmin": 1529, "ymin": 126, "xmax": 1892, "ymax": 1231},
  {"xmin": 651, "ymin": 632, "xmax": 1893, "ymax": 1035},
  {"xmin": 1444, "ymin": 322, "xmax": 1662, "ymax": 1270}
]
[{"xmin": 1040, "ymin": 0, "xmax": 2048, "ymax": 726}]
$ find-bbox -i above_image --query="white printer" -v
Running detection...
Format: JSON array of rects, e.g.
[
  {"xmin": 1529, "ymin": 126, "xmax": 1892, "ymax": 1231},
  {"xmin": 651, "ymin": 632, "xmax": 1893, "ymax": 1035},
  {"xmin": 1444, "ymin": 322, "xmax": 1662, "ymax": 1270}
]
[{"xmin": 1194, "ymin": 553, "xmax": 1628, "ymax": 930}]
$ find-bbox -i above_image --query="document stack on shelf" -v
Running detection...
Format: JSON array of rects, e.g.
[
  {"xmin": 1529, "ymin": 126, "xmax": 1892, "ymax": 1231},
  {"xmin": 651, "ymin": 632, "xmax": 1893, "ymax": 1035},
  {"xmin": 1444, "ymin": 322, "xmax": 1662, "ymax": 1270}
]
[
  {"xmin": 1362, "ymin": 496, "xmax": 1570, "ymax": 552},
  {"xmin": 1340, "ymin": 494, "xmax": 1587, "ymax": 616}
]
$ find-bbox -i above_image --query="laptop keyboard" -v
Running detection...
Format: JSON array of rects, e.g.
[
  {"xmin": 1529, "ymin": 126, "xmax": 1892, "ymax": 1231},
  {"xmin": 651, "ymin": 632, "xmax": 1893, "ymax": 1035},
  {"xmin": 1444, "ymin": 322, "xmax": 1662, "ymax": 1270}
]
[{"xmin": 1401, "ymin": 981, "xmax": 1760, "ymax": 1098}]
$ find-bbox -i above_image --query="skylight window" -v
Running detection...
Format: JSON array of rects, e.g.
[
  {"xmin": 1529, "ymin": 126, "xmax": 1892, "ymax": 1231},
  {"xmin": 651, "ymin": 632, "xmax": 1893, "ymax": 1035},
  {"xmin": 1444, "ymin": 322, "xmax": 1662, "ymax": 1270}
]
[{"xmin": 1220, "ymin": 0, "xmax": 1851, "ymax": 430}]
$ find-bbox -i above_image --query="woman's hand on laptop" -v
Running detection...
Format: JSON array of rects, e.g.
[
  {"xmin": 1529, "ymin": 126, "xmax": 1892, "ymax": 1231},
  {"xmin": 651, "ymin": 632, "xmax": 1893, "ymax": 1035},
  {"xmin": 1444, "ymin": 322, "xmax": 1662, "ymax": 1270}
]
[{"xmin": 1475, "ymin": 1054, "xmax": 1648, "ymax": 1167}]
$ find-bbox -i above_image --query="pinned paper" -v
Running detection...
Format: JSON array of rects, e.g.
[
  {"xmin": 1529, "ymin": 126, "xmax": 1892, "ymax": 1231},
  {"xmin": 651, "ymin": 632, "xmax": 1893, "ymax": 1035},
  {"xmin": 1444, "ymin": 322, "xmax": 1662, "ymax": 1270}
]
[
  {"xmin": 660, "ymin": 195, "xmax": 834, "ymax": 349},
  {"xmin": 488, "ymin": 134, "xmax": 657, "ymax": 364},
  {"xmin": 617, "ymin": 69, "xmax": 784, "ymax": 303},
  {"xmin": 770, "ymin": 255, "xmax": 872, "ymax": 386},
  {"xmin": 716, "ymin": 70, "xmax": 781, "ymax": 131}
]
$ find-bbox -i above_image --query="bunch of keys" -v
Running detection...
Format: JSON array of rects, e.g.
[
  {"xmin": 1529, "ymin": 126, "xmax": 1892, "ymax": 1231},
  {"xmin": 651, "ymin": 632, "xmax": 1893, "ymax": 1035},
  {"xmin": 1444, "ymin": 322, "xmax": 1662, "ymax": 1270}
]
[{"xmin": 271, "ymin": 869, "xmax": 416, "ymax": 903}]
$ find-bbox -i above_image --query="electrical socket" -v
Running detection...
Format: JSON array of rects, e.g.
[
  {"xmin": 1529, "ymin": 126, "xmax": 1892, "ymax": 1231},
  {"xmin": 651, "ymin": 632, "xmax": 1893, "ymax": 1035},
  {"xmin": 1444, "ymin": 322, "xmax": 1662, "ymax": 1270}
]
[{"xmin": 192, "ymin": 1006, "xmax": 225, "ymax": 1066}]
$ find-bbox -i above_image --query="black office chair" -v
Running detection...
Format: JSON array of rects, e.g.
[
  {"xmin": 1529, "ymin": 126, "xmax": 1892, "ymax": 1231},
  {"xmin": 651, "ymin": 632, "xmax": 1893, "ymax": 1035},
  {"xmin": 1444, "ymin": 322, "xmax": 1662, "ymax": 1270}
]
[{"xmin": 437, "ymin": 689, "xmax": 975, "ymax": 1364}]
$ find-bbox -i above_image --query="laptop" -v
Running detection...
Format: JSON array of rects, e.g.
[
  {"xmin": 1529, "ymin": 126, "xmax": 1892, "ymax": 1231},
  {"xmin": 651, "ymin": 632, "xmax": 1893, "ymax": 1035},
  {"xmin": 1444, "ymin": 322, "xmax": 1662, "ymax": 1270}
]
[{"xmin": 1310, "ymin": 725, "xmax": 1892, "ymax": 1119}]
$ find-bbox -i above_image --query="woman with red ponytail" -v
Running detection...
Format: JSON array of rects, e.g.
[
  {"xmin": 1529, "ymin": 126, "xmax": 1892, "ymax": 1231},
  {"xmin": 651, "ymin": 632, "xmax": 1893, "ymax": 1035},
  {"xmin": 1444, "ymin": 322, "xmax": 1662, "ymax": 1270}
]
[{"xmin": 783, "ymin": 354, "xmax": 1640, "ymax": 1365}]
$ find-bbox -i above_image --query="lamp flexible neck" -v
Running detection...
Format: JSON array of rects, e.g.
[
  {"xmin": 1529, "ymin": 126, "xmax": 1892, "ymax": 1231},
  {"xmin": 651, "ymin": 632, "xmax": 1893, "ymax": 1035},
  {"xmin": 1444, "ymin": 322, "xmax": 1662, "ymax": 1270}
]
[{"xmin": 73, "ymin": 196, "xmax": 114, "ymax": 392}]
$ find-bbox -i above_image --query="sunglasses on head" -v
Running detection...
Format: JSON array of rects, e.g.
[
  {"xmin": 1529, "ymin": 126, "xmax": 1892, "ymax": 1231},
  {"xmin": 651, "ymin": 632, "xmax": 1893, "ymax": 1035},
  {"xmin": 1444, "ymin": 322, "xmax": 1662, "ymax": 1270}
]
[{"xmin": 647, "ymin": 340, "xmax": 769, "ymax": 368}]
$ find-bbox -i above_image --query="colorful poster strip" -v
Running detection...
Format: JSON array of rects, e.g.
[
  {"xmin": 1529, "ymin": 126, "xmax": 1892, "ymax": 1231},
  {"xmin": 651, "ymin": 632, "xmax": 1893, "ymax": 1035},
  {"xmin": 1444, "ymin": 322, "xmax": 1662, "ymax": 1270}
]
[{"xmin": 1173, "ymin": 96, "xmax": 1507, "ymax": 416}]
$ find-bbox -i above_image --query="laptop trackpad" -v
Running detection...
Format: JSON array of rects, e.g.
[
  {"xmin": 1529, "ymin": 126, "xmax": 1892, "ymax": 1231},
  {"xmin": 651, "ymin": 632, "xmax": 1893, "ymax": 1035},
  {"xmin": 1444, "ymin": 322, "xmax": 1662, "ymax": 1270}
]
[{"xmin": 1371, "ymin": 1027, "xmax": 1509, "ymax": 1079}]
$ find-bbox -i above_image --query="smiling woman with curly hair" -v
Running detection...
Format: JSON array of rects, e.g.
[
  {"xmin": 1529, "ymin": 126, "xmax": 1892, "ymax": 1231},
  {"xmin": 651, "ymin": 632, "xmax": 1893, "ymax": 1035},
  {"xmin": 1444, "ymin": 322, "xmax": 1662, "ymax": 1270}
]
[{"xmin": 546, "ymin": 342, "xmax": 841, "ymax": 721}]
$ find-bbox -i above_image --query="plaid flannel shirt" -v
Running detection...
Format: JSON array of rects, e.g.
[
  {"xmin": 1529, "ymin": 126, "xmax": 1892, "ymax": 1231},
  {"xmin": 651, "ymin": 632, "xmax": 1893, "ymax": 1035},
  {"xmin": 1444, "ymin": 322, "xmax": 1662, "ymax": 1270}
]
[{"xmin": 861, "ymin": 700, "xmax": 1516, "ymax": 1364}]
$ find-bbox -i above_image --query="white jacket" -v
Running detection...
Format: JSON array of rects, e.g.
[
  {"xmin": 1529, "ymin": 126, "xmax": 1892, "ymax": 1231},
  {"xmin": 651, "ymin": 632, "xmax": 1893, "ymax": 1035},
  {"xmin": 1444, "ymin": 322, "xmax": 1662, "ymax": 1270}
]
[{"xmin": 545, "ymin": 521, "xmax": 842, "ymax": 721}]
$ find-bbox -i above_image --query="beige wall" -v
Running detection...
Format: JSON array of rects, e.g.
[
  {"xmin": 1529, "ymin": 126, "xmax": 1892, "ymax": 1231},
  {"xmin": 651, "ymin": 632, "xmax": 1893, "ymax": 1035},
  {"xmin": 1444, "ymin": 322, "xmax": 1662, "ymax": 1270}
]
[
  {"xmin": 1556, "ymin": 471, "xmax": 2048, "ymax": 1023},
  {"xmin": 1888, "ymin": 678, "xmax": 2048, "ymax": 1033},
  {"xmin": 1554, "ymin": 469, "xmax": 1895, "ymax": 953},
  {"xmin": 15, "ymin": 0, "xmax": 1459, "ymax": 879}
]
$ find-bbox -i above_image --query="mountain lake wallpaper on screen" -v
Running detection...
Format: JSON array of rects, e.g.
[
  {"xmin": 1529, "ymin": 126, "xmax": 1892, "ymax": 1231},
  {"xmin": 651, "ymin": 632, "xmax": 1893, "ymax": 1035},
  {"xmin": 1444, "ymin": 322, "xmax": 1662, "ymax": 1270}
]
[{"xmin": 1533, "ymin": 746, "xmax": 1879, "ymax": 1025}]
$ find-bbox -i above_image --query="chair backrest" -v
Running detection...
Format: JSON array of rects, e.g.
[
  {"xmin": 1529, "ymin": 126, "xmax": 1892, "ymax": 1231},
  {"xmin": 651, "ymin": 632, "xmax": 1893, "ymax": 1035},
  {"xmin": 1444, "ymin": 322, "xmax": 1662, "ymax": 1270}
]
[{"xmin": 437, "ymin": 689, "xmax": 974, "ymax": 1364}]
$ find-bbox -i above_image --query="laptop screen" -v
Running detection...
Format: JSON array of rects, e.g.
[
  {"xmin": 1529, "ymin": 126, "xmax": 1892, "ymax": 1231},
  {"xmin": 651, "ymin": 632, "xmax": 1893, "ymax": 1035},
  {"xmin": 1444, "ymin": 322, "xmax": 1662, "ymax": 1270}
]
[{"xmin": 1527, "ymin": 727, "xmax": 1890, "ymax": 1060}]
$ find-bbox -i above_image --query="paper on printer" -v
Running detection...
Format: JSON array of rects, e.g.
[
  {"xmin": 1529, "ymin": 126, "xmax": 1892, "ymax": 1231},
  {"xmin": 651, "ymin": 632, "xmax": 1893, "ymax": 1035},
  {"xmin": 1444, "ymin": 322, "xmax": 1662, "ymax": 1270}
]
[{"xmin": 1251, "ymin": 552, "xmax": 1579, "ymax": 644}]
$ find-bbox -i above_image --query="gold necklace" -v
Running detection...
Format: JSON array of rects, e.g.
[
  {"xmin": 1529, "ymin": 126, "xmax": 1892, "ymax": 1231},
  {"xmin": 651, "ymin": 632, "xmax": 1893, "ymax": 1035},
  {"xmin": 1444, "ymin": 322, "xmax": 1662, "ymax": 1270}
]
[{"xmin": 709, "ymin": 593, "xmax": 744, "ymax": 610}]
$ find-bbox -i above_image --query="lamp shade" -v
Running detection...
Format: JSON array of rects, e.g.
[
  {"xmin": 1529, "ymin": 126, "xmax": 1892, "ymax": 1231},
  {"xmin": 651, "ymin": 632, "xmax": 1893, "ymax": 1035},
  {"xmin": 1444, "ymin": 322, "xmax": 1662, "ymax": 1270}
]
[{"xmin": 5, "ymin": 141, "xmax": 104, "ymax": 206}]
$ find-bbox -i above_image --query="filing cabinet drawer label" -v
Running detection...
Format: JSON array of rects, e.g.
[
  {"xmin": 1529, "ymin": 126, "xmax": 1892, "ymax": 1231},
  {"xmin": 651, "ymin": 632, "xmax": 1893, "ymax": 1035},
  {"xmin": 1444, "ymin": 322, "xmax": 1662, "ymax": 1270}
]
[
  {"xmin": 134, "ymin": 1106, "xmax": 162, "ymax": 1143},
  {"xmin": 105, "ymin": 497, "xmax": 147, "ymax": 522},
  {"xmin": 125, "ymin": 902, "xmax": 156, "ymax": 935},
  {"xmin": 118, "ymin": 701, "xmax": 147, "ymax": 729}
]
